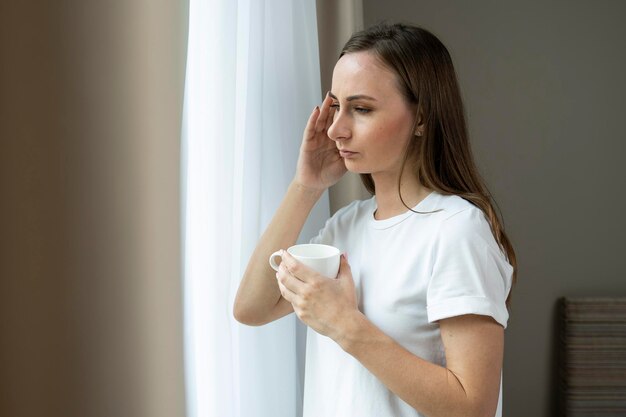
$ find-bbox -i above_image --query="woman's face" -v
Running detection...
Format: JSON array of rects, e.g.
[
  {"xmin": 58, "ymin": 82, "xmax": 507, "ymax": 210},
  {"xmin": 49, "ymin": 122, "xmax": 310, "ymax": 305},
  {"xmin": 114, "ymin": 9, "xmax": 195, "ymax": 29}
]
[{"xmin": 328, "ymin": 51, "xmax": 418, "ymax": 176}]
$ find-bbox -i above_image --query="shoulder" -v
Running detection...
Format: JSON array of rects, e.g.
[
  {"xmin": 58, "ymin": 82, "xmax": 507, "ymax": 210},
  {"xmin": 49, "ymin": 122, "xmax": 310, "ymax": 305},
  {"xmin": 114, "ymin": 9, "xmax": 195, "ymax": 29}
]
[
  {"xmin": 435, "ymin": 193, "xmax": 479, "ymax": 221},
  {"xmin": 435, "ymin": 194, "xmax": 488, "ymax": 226},
  {"xmin": 430, "ymin": 194, "xmax": 510, "ymax": 266},
  {"xmin": 433, "ymin": 194, "xmax": 495, "ymax": 247}
]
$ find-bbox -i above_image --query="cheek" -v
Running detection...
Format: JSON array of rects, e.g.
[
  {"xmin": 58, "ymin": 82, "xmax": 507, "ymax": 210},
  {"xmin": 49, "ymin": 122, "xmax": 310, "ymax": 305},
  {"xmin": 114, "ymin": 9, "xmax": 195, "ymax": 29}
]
[
  {"xmin": 371, "ymin": 116, "xmax": 412, "ymax": 149},
  {"xmin": 389, "ymin": 112, "xmax": 414, "ymax": 135}
]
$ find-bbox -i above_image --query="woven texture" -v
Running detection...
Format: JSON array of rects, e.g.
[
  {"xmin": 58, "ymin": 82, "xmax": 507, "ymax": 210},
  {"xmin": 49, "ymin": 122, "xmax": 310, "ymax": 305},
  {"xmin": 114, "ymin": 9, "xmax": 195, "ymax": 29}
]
[{"xmin": 559, "ymin": 297, "xmax": 626, "ymax": 417}]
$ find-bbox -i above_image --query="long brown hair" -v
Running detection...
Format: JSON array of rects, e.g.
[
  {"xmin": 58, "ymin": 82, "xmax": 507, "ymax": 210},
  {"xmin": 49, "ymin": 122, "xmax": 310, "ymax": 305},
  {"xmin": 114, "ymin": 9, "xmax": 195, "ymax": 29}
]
[{"xmin": 340, "ymin": 22, "xmax": 517, "ymax": 309}]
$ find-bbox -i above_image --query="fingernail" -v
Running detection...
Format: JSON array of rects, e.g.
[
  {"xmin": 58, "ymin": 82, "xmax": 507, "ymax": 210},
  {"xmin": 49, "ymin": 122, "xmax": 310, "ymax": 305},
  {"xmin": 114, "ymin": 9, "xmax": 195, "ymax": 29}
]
[{"xmin": 314, "ymin": 106, "xmax": 319, "ymax": 112}]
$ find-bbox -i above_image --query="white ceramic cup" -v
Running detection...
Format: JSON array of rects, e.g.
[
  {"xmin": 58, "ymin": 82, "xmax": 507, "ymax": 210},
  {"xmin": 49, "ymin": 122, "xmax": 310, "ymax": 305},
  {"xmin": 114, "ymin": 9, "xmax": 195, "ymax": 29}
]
[{"xmin": 269, "ymin": 243, "xmax": 341, "ymax": 279}]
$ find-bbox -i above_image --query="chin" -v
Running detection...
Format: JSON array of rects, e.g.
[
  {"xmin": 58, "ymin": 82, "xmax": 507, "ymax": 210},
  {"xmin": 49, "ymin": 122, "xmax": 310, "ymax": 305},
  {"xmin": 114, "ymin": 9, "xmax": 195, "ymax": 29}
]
[
  {"xmin": 343, "ymin": 160, "xmax": 365, "ymax": 174},
  {"xmin": 344, "ymin": 159, "xmax": 375, "ymax": 175}
]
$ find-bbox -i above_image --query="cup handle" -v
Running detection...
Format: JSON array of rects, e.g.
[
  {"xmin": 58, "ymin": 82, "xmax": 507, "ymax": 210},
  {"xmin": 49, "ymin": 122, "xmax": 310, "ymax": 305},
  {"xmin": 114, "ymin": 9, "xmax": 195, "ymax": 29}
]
[{"xmin": 269, "ymin": 250, "xmax": 283, "ymax": 271}]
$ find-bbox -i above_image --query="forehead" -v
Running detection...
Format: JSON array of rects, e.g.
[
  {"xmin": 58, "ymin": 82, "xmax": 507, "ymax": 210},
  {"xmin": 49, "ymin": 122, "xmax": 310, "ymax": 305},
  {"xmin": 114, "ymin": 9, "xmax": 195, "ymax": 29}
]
[{"xmin": 331, "ymin": 51, "xmax": 400, "ymax": 98}]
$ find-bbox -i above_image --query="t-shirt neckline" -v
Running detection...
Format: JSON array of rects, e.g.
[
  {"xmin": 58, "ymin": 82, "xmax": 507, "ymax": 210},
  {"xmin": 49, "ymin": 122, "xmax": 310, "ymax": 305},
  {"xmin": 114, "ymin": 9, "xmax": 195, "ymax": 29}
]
[{"xmin": 369, "ymin": 191, "xmax": 438, "ymax": 230}]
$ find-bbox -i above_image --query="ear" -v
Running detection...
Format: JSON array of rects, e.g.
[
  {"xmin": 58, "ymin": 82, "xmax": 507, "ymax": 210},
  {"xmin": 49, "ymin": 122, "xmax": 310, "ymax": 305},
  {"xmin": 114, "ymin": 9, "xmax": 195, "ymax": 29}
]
[{"xmin": 414, "ymin": 107, "xmax": 425, "ymax": 137}]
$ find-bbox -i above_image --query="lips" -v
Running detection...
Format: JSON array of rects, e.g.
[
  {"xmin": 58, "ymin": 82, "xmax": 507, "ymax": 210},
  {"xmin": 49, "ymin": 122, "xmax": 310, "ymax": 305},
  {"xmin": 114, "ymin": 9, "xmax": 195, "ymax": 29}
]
[{"xmin": 339, "ymin": 149, "xmax": 358, "ymax": 158}]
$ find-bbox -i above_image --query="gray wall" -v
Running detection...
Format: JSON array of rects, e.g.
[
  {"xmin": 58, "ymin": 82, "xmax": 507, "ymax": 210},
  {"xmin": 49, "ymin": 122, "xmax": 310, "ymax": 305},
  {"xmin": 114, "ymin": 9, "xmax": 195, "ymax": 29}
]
[
  {"xmin": 0, "ymin": 2, "xmax": 188, "ymax": 417},
  {"xmin": 362, "ymin": 1, "xmax": 626, "ymax": 416}
]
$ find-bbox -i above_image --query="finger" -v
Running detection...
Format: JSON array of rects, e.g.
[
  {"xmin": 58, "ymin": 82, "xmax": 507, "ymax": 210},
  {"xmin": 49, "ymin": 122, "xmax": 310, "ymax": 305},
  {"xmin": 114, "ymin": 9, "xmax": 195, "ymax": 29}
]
[
  {"xmin": 282, "ymin": 251, "xmax": 317, "ymax": 283},
  {"xmin": 303, "ymin": 106, "xmax": 320, "ymax": 139},
  {"xmin": 337, "ymin": 253, "xmax": 352, "ymax": 278},
  {"xmin": 277, "ymin": 279, "xmax": 296, "ymax": 303},
  {"xmin": 314, "ymin": 93, "xmax": 333, "ymax": 133},
  {"xmin": 325, "ymin": 104, "xmax": 336, "ymax": 133},
  {"xmin": 277, "ymin": 262, "xmax": 307, "ymax": 294}
]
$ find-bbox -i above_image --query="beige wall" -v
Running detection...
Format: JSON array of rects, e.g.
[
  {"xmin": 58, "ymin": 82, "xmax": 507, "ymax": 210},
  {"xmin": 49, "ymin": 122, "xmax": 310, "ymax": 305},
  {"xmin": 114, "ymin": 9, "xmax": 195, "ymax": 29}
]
[
  {"xmin": 0, "ymin": 2, "xmax": 188, "ymax": 417},
  {"xmin": 316, "ymin": 0, "xmax": 371, "ymax": 213},
  {"xmin": 362, "ymin": 1, "xmax": 626, "ymax": 416}
]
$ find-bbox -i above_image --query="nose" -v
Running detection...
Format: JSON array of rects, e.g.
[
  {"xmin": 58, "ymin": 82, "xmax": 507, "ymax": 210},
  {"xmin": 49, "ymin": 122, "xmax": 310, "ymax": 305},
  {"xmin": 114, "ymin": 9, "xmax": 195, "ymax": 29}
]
[{"xmin": 327, "ymin": 108, "xmax": 351, "ymax": 142}]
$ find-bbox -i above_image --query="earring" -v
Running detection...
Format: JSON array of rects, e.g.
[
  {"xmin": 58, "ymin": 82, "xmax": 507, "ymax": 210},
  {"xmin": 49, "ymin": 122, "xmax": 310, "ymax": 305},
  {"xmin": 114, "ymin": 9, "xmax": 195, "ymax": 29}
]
[{"xmin": 415, "ymin": 131, "xmax": 422, "ymax": 137}]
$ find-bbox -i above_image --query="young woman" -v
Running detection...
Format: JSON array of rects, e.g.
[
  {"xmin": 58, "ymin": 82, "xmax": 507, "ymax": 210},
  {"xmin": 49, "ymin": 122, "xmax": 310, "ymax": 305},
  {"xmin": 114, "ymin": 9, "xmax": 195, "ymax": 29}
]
[{"xmin": 234, "ymin": 22, "xmax": 517, "ymax": 417}]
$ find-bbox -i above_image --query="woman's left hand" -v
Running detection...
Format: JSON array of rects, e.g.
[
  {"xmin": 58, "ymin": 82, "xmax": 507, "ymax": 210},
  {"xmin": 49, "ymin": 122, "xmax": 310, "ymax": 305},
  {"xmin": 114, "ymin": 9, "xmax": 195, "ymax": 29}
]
[{"xmin": 276, "ymin": 251, "xmax": 359, "ymax": 342}]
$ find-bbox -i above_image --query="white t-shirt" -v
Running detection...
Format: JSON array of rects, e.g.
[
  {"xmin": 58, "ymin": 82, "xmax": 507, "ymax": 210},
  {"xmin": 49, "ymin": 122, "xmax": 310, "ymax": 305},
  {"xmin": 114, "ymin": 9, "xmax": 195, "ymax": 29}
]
[{"xmin": 302, "ymin": 190, "xmax": 513, "ymax": 417}]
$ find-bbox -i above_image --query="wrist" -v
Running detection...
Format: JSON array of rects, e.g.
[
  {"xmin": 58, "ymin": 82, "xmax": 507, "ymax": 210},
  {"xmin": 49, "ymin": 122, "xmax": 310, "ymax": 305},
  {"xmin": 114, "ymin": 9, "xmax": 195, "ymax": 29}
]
[
  {"xmin": 336, "ymin": 310, "xmax": 370, "ymax": 352},
  {"xmin": 290, "ymin": 180, "xmax": 325, "ymax": 199}
]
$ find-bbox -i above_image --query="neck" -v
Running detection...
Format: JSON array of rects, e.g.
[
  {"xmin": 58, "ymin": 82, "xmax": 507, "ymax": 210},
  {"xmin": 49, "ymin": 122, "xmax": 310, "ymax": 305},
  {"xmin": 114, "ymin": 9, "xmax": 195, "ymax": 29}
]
[{"xmin": 372, "ymin": 168, "xmax": 431, "ymax": 220}]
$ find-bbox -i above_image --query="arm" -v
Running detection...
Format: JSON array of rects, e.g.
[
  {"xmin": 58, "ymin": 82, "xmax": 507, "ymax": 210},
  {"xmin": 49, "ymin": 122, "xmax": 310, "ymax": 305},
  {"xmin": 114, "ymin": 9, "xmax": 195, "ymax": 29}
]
[
  {"xmin": 276, "ymin": 254, "xmax": 503, "ymax": 417},
  {"xmin": 233, "ymin": 181, "xmax": 323, "ymax": 325},
  {"xmin": 339, "ymin": 313, "xmax": 503, "ymax": 417},
  {"xmin": 233, "ymin": 92, "xmax": 343, "ymax": 326}
]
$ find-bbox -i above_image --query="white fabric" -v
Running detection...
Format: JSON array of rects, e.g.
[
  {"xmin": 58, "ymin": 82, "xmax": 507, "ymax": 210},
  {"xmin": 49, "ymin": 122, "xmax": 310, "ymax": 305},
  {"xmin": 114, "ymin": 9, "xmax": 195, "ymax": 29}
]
[
  {"xmin": 303, "ymin": 191, "xmax": 513, "ymax": 417},
  {"xmin": 181, "ymin": 1, "xmax": 326, "ymax": 417}
]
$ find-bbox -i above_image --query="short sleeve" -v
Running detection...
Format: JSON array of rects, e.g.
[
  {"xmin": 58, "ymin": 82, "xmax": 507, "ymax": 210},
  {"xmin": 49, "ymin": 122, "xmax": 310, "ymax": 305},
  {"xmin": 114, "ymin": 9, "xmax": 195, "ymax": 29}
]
[{"xmin": 427, "ymin": 207, "xmax": 514, "ymax": 328}]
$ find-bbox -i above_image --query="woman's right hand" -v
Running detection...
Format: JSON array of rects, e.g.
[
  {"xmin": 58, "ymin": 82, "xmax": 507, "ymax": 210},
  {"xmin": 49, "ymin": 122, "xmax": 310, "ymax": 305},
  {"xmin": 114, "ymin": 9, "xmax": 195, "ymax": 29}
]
[{"xmin": 293, "ymin": 92, "xmax": 347, "ymax": 191}]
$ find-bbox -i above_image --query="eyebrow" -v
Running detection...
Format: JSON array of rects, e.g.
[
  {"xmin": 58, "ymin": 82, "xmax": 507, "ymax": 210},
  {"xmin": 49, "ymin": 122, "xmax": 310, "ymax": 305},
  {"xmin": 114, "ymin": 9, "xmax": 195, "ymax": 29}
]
[{"xmin": 329, "ymin": 92, "xmax": 378, "ymax": 102}]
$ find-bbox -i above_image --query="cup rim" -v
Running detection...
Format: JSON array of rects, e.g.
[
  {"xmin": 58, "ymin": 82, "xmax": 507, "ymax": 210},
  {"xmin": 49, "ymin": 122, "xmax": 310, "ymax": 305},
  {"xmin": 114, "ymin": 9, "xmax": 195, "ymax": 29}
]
[{"xmin": 287, "ymin": 243, "xmax": 340, "ymax": 259}]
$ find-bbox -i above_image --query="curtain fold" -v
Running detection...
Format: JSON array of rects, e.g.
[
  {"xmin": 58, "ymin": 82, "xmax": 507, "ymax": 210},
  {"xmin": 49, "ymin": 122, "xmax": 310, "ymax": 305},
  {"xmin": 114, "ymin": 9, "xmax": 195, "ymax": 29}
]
[{"xmin": 181, "ymin": 1, "xmax": 328, "ymax": 416}]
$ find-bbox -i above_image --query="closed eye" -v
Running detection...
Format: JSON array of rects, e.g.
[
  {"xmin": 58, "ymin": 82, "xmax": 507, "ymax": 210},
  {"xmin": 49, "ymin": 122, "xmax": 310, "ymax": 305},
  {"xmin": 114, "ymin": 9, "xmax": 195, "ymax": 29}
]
[{"xmin": 330, "ymin": 103, "xmax": 371, "ymax": 114}]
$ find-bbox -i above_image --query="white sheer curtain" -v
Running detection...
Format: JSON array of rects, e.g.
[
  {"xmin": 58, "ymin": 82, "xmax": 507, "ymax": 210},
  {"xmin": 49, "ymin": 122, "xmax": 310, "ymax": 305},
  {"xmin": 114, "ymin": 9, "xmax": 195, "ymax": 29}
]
[{"xmin": 181, "ymin": 1, "xmax": 329, "ymax": 417}]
